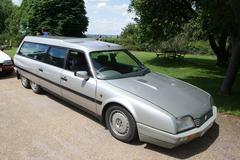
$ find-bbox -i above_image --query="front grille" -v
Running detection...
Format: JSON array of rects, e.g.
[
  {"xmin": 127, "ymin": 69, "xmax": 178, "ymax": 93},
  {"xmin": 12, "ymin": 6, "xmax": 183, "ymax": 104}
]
[{"xmin": 194, "ymin": 109, "xmax": 213, "ymax": 127}]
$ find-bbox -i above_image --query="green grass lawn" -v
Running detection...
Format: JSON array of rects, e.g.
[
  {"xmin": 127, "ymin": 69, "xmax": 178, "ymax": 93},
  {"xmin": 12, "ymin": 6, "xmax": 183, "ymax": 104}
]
[
  {"xmin": 4, "ymin": 48, "xmax": 17, "ymax": 57},
  {"xmin": 4, "ymin": 48, "xmax": 240, "ymax": 116}
]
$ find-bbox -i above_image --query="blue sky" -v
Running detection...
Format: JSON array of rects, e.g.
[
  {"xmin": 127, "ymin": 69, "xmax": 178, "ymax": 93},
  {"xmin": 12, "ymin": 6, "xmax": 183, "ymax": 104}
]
[{"xmin": 12, "ymin": 0, "xmax": 135, "ymax": 35}]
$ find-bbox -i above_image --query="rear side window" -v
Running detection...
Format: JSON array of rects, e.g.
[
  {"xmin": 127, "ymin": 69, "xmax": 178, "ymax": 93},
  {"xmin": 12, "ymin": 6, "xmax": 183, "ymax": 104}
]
[
  {"xmin": 19, "ymin": 42, "xmax": 49, "ymax": 61},
  {"xmin": 44, "ymin": 47, "xmax": 67, "ymax": 68}
]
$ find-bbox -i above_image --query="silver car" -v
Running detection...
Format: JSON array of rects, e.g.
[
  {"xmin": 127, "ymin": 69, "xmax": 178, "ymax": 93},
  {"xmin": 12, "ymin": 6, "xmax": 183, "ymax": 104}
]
[{"xmin": 14, "ymin": 36, "xmax": 217, "ymax": 148}]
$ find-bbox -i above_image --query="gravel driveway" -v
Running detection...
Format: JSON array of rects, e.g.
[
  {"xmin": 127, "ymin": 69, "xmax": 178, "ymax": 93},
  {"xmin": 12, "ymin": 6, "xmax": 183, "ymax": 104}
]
[{"xmin": 0, "ymin": 73, "xmax": 240, "ymax": 160}]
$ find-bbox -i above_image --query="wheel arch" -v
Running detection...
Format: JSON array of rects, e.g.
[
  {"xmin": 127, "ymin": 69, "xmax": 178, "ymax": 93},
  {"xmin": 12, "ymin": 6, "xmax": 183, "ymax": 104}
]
[{"xmin": 100, "ymin": 100, "xmax": 137, "ymax": 126}]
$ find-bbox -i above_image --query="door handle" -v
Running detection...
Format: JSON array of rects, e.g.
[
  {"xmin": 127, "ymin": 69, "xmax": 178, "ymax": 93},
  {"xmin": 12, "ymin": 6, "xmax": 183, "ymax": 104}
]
[
  {"xmin": 38, "ymin": 68, "xmax": 43, "ymax": 72},
  {"xmin": 61, "ymin": 76, "xmax": 68, "ymax": 82}
]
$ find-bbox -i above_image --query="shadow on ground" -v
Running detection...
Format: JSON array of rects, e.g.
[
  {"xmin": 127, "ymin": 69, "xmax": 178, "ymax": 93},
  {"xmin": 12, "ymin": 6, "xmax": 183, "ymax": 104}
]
[
  {"xmin": 145, "ymin": 57, "xmax": 227, "ymax": 76},
  {"xmin": 145, "ymin": 123, "xmax": 219, "ymax": 159},
  {"xmin": 0, "ymin": 72, "xmax": 16, "ymax": 80},
  {"xmin": 145, "ymin": 57, "xmax": 217, "ymax": 68}
]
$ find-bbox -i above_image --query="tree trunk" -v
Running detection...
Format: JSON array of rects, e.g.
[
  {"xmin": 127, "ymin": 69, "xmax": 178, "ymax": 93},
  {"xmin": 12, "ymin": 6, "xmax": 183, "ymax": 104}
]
[
  {"xmin": 219, "ymin": 35, "xmax": 240, "ymax": 95},
  {"xmin": 208, "ymin": 33, "xmax": 229, "ymax": 66},
  {"xmin": 219, "ymin": 0, "xmax": 240, "ymax": 95}
]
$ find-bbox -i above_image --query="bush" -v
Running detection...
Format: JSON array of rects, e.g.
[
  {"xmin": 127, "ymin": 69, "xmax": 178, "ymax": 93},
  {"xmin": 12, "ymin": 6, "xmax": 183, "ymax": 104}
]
[
  {"xmin": 104, "ymin": 35, "xmax": 213, "ymax": 55},
  {"xmin": 0, "ymin": 33, "xmax": 23, "ymax": 48}
]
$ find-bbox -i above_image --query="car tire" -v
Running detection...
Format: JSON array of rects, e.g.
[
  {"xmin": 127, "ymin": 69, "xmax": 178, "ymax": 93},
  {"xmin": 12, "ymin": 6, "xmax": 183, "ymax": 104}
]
[
  {"xmin": 21, "ymin": 75, "xmax": 30, "ymax": 88},
  {"xmin": 30, "ymin": 81, "xmax": 42, "ymax": 94},
  {"xmin": 105, "ymin": 105, "xmax": 137, "ymax": 142}
]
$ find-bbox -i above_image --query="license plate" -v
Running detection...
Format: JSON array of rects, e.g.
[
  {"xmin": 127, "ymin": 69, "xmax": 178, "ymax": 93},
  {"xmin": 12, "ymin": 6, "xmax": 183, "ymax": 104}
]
[
  {"xmin": 187, "ymin": 133, "xmax": 199, "ymax": 141},
  {"xmin": 3, "ymin": 66, "xmax": 13, "ymax": 70}
]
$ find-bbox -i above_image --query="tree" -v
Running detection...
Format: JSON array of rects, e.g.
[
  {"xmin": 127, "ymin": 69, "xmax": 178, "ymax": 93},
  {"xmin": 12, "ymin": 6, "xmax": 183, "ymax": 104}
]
[
  {"xmin": 199, "ymin": 0, "xmax": 233, "ymax": 66},
  {"xmin": 0, "ymin": 6, "xmax": 5, "ymax": 33},
  {"xmin": 120, "ymin": 23, "xmax": 142, "ymax": 50},
  {"xmin": 26, "ymin": 0, "xmax": 88, "ymax": 36},
  {"xmin": 130, "ymin": 0, "xmax": 231, "ymax": 66},
  {"xmin": 0, "ymin": 0, "xmax": 14, "ymax": 33},
  {"xmin": 130, "ymin": 0, "xmax": 240, "ymax": 95},
  {"xmin": 9, "ymin": 0, "xmax": 88, "ymax": 37},
  {"xmin": 220, "ymin": 0, "xmax": 240, "ymax": 95},
  {"xmin": 130, "ymin": 0, "xmax": 196, "ymax": 42}
]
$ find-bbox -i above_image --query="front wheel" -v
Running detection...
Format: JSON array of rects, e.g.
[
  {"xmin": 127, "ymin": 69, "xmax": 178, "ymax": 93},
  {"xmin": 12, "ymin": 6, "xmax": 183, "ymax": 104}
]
[
  {"xmin": 105, "ymin": 105, "xmax": 137, "ymax": 142},
  {"xmin": 30, "ymin": 81, "xmax": 42, "ymax": 94}
]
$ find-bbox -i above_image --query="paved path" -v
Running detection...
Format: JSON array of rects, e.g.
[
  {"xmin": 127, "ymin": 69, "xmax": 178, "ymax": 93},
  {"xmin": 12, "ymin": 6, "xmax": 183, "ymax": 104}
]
[{"xmin": 0, "ymin": 73, "xmax": 240, "ymax": 160}]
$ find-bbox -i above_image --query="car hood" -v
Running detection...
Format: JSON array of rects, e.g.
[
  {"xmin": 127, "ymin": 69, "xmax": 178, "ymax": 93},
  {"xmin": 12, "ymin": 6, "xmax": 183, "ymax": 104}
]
[
  {"xmin": 107, "ymin": 72, "xmax": 212, "ymax": 118},
  {"xmin": 0, "ymin": 51, "xmax": 11, "ymax": 63}
]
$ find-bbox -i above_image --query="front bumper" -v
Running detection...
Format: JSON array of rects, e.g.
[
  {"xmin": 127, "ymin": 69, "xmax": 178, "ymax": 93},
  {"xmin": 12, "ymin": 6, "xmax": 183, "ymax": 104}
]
[
  {"xmin": 137, "ymin": 106, "xmax": 217, "ymax": 149},
  {"xmin": 0, "ymin": 64, "xmax": 14, "ymax": 73}
]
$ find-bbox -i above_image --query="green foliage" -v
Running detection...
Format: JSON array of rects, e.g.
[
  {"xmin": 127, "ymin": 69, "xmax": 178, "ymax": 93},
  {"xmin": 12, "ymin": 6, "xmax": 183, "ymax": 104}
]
[
  {"xmin": 130, "ymin": 0, "xmax": 234, "ymax": 42},
  {"xmin": 119, "ymin": 23, "xmax": 144, "ymax": 50},
  {"xmin": 118, "ymin": 23, "xmax": 212, "ymax": 54},
  {"xmin": 0, "ymin": 0, "xmax": 14, "ymax": 33},
  {"xmin": 130, "ymin": 0, "xmax": 196, "ymax": 42},
  {"xmin": 103, "ymin": 37, "xmax": 122, "ymax": 45},
  {"xmin": 182, "ymin": 13, "xmax": 207, "ymax": 41},
  {"xmin": 7, "ymin": 0, "xmax": 88, "ymax": 37},
  {"xmin": 4, "ymin": 47, "xmax": 17, "ymax": 57},
  {"xmin": 26, "ymin": 0, "xmax": 88, "ymax": 36},
  {"xmin": 8, "ymin": 0, "xmax": 32, "ymax": 36},
  {"xmin": 198, "ymin": 0, "xmax": 233, "ymax": 36}
]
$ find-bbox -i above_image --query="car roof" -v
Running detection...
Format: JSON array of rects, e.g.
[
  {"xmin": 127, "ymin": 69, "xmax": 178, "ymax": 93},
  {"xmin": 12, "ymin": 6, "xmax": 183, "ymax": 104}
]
[{"xmin": 23, "ymin": 36, "xmax": 124, "ymax": 53}]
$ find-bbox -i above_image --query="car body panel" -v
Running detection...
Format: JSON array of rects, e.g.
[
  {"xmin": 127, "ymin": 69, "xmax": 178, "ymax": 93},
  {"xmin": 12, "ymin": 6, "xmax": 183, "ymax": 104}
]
[
  {"xmin": 61, "ymin": 70, "xmax": 97, "ymax": 113},
  {"xmin": 96, "ymin": 80, "xmax": 177, "ymax": 133},
  {"xmin": 107, "ymin": 72, "xmax": 211, "ymax": 119},
  {"xmin": 39, "ymin": 62, "xmax": 63, "ymax": 95},
  {"xmin": 0, "ymin": 50, "xmax": 12, "ymax": 63},
  {"xmin": 137, "ymin": 106, "xmax": 217, "ymax": 148}
]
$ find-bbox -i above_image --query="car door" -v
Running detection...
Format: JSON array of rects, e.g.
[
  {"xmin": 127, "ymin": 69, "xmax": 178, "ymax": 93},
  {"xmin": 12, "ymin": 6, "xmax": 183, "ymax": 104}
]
[
  {"xmin": 61, "ymin": 50, "xmax": 97, "ymax": 113},
  {"xmin": 39, "ymin": 47, "xmax": 67, "ymax": 95},
  {"xmin": 16, "ymin": 42, "xmax": 50, "ymax": 85}
]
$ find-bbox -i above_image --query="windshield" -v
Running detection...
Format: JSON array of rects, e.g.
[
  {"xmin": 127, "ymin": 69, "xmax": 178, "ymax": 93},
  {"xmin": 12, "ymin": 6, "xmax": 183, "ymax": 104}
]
[{"xmin": 90, "ymin": 50, "xmax": 150, "ymax": 80}]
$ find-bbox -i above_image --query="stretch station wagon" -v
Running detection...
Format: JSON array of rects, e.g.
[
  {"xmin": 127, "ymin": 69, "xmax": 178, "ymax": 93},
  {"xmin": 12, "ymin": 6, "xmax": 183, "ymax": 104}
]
[{"xmin": 14, "ymin": 36, "xmax": 217, "ymax": 148}]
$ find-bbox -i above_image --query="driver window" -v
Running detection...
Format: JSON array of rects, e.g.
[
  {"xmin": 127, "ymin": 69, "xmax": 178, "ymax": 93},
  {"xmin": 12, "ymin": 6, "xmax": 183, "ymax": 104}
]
[{"xmin": 66, "ymin": 50, "xmax": 89, "ymax": 73}]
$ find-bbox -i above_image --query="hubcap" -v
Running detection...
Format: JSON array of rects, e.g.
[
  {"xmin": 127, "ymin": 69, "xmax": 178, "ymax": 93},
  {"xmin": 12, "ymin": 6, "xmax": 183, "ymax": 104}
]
[
  {"xmin": 30, "ymin": 82, "xmax": 38, "ymax": 91},
  {"xmin": 21, "ymin": 77, "xmax": 28, "ymax": 86},
  {"xmin": 109, "ymin": 110, "xmax": 129, "ymax": 136}
]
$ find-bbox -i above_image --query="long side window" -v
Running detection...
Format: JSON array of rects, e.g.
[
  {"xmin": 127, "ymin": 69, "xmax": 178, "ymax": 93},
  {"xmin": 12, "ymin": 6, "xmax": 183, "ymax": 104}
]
[
  {"xmin": 19, "ymin": 42, "xmax": 49, "ymax": 61},
  {"xmin": 44, "ymin": 47, "xmax": 67, "ymax": 68}
]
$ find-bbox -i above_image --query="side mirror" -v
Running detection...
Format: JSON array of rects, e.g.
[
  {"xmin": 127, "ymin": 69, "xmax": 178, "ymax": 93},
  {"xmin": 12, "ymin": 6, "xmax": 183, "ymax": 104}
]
[{"xmin": 74, "ymin": 71, "xmax": 89, "ymax": 80}]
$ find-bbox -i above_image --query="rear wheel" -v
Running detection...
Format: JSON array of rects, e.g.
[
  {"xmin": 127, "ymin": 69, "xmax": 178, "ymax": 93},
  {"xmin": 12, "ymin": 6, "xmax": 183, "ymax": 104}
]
[
  {"xmin": 30, "ymin": 81, "xmax": 42, "ymax": 94},
  {"xmin": 21, "ymin": 75, "xmax": 30, "ymax": 88},
  {"xmin": 105, "ymin": 105, "xmax": 137, "ymax": 142}
]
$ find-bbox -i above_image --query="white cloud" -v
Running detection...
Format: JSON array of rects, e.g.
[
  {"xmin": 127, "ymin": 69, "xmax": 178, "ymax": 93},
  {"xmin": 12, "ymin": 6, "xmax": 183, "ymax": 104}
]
[
  {"xmin": 86, "ymin": 1, "xmax": 135, "ymax": 35},
  {"xmin": 85, "ymin": 0, "xmax": 109, "ymax": 3},
  {"xmin": 96, "ymin": 2, "xmax": 107, "ymax": 9}
]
